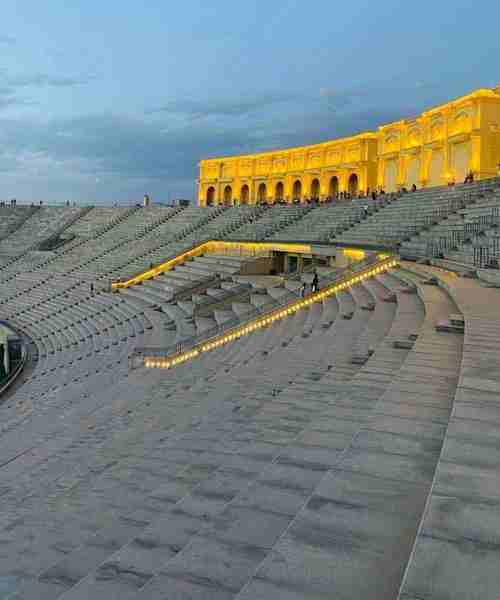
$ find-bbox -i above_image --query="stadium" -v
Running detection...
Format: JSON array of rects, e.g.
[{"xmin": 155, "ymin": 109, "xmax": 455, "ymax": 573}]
[
  {"xmin": 2, "ymin": 0, "xmax": 500, "ymax": 593},
  {"xmin": 0, "ymin": 82, "xmax": 499, "ymax": 599}
]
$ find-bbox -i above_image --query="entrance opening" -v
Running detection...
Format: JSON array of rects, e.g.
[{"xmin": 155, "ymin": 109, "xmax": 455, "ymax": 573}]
[
  {"xmin": 223, "ymin": 185, "xmax": 232, "ymax": 205},
  {"xmin": 275, "ymin": 181, "xmax": 284, "ymax": 202},
  {"xmin": 311, "ymin": 178, "xmax": 320, "ymax": 200},
  {"xmin": 206, "ymin": 186, "xmax": 215, "ymax": 206},
  {"xmin": 257, "ymin": 183, "xmax": 267, "ymax": 203},
  {"xmin": 348, "ymin": 173, "xmax": 359, "ymax": 195},
  {"xmin": 293, "ymin": 180, "xmax": 302, "ymax": 201},
  {"xmin": 240, "ymin": 184, "xmax": 249, "ymax": 204},
  {"xmin": 329, "ymin": 176, "xmax": 339, "ymax": 197}
]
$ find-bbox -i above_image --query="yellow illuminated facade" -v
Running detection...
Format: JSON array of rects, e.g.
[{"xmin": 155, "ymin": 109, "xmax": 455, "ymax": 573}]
[{"xmin": 198, "ymin": 86, "xmax": 500, "ymax": 205}]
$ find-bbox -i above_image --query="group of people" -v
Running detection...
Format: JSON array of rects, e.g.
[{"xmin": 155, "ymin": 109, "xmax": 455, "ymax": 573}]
[
  {"xmin": 446, "ymin": 172, "xmax": 476, "ymax": 186},
  {"xmin": 253, "ymin": 186, "xmax": 416, "ymax": 207},
  {"xmin": 301, "ymin": 270, "xmax": 319, "ymax": 297}
]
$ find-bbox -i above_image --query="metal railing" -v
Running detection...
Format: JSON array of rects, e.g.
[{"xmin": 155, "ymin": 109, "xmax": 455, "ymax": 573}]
[{"xmin": 425, "ymin": 207, "xmax": 500, "ymax": 259}]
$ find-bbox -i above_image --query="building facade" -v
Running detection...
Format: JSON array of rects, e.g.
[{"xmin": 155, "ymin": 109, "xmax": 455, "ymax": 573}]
[{"xmin": 198, "ymin": 86, "xmax": 500, "ymax": 206}]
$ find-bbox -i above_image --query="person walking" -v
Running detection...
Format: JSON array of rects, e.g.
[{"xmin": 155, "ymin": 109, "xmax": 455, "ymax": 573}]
[
  {"xmin": 311, "ymin": 270, "xmax": 319, "ymax": 293},
  {"xmin": 90, "ymin": 282, "xmax": 94, "ymax": 295},
  {"xmin": 301, "ymin": 282, "xmax": 307, "ymax": 298}
]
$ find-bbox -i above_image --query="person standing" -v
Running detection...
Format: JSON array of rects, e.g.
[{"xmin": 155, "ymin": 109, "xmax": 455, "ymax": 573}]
[{"xmin": 311, "ymin": 271, "xmax": 319, "ymax": 293}]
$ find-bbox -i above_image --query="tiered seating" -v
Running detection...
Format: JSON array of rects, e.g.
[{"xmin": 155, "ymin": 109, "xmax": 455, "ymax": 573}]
[
  {"xmin": 0, "ymin": 256, "xmax": 442, "ymax": 600},
  {"xmin": 0, "ymin": 272, "xmax": 154, "ymax": 406},
  {"xmin": 105, "ymin": 205, "xmax": 262, "ymax": 278},
  {"xmin": 269, "ymin": 199, "xmax": 381, "ymax": 242},
  {"xmin": 0, "ymin": 206, "xmax": 83, "ymax": 268},
  {"xmin": 46, "ymin": 206, "xmax": 225, "ymax": 277},
  {"xmin": 39, "ymin": 205, "xmax": 183, "ymax": 275},
  {"xmin": 336, "ymin": 179, "xmax": 499, "ymax": 247},
  {"xmin": 225, "ymin": 204, "xmax": 311, "ymax": 240},
  {"xmin": 2, "ymin": 182, "xmax": 500, "ymax": 598},
  {"xmin": 393, "ymin": 262, "xmax": 500, "ymax": 600},
  {"xmin": 63, "ymin": 205, "xmax": 139, "ymax": 238},
  {"xmin": 401, "ymin": 182, "xmax": 500, "ymax": 262},
  {"xmin": 120, "ymin": 254, "xmax": 301, "ymax": 346},
  {"xmin": 0, "ymin": 205, "xmax": 36, "ymax": 241}
]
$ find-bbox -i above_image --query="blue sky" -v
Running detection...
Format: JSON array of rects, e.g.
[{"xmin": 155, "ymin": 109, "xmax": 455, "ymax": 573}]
[{"xmin": 0, "ymin": 0, "xmax": 499, "ymax": 204}]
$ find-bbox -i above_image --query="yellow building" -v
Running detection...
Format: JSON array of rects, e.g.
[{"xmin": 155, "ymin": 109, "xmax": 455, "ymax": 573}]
[{"xmin": 198, "ymin": 86, "xmax": 500, "ymax": 205}]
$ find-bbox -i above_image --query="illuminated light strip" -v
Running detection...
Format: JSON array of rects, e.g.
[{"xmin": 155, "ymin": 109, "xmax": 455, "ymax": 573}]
[
  {"xmin": 112, "ymin": 240, "xmax": 317, "ymax": 289},
  {"xmin": 142, "ymin": 257, "xmax": 398, "ymax": 369},
  {"xmin": 113, "ymin": 239, "xmax": 388, "ymax": 290}
]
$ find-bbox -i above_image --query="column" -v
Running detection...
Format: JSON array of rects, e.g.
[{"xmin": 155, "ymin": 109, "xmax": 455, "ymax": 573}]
[{"xmin": 443, "ymin": 111, "xmax": 451, "ymax": 181}]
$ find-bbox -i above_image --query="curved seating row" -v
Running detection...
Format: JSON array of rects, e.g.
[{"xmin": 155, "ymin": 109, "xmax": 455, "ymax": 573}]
[{"xmin": 0, "ymin": 263, "xmax": 443, "ymax": 600}]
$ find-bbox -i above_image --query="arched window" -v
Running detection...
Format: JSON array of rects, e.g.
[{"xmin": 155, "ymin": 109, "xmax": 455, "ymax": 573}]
[
  {"xmin": 258, "ymin": 183, "xmax": 267, "ymax": 203},
  {"xmin": 206, "ymin": 186, "xmax": 215, "ymax": 206},
  {"xmin": 223, "ymin": 185, "xmax": 233, "ymax": 205},
  {"xmin": 310, "ymin": 178, "xmax": 320, "ymax": 200},
  {"xmin": 275, "ymin": 181, "xmax": 284, "ymax": 202},
  {"xmin": 329, "ymin": 176, "xmax": 339, "ymax": 197},
  {"xmin": 240, "ymin": 184, "xmax": 249, "ymax": 204},
  {"xmin": 348, "ymin": 173, "xmax": 359, "ymax": 195},
  {"xmin": 293, "ymin": 180, "xmax": 302, "ymax": 201}
]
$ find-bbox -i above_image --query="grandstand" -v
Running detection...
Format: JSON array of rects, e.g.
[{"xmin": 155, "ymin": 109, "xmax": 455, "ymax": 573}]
[{"xmin": 0, "ymin": 170, "xmax": 500, "ymax": 596}]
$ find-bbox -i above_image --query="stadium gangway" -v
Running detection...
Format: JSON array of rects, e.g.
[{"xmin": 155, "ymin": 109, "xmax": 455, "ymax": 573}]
[{"xmin": 130, "ymin": 253, "xmax": 396, "ymax": 370}]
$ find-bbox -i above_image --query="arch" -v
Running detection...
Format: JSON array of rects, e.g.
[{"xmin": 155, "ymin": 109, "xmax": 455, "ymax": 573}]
[
  {"xmin": 275, "ymin": 181, "xmax": 284, "ymax": 202},
  {"xmin": 310, "ymin": 178, "xmax": 320, "ymax": 200},
  {"xmin": 240, "ymin": 184, "xmax": 249, "ymax": 205},
  {"xmin": 206, "ymin": 186, "xmax": 216, "ymax": 206},
  {"xmin": 329, "ymin": 176, "xmax": 339, "ymax": 197},
  {"xmin": 257, "ymin": 183, "xmax": 267, "ymax": 203},
  {"xmin": 292, "ymin": 179, "xmax": 302, "ymax": 201},
  {"xmin": 223, "ymin": 185, "xmax": 233, "ymax": 205},
  {"xmin": 348, "ymin": 173, "xmax": 359, "ymax": 195}
]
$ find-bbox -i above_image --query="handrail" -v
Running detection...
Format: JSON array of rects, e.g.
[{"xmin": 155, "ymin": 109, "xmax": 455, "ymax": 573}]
[
  {"xmin": 169, "ymin": 275, "xmax": 221, "ymax": 302},
  {"xmin": 112, "ymin": 239, "xmax": 315, "ymax": 289},
  {"xmin": 0, "ymin": 325, "xmax": 28, "ymax": 397}
]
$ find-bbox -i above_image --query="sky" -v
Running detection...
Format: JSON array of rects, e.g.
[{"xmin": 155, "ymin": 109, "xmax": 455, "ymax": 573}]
[{"xmin": 0, "ymin": 1, "xmax": 499, "ymax": 205}]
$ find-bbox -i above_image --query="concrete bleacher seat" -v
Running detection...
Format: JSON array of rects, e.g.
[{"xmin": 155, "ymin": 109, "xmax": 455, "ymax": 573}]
[
  {"xmin": 0, "ymin": 245, "xmax": 421, "ymax": 599},
  {"xmin": 269, "ymin": 200, "xmax": 379, "ymax": 242},
  {"xmin": 337, "ymin": 179, "xmax": 500, "ymax": 249},
  {"xmin": 2, "ymin": 184, "xmax": 500, "ymax": 598}
]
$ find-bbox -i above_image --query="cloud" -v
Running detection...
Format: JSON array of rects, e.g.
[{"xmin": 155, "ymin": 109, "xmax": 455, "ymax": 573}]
[
  {"xmin": 1, "ymin": 72, "xmax": 95, "ymax": 89},
  {"xmin": 0, "ymin": 69, "xmax": 95, "ymax": 113},
  {"xmin": 148, "ymin": 92, "xmax": 300, "ymax": 119},
  {"xmin": 0, "ymin": 78, "xmax": 443, "ymax": 201},
  {"xmin": 0, "ymin": 113, "xmax": 250, "ymax": 182},
  {"xmin": 0, "ymin": 84, "xmax": 38, "ymax": 112},
  {"xmin": 0, "ymin": 99, "xmax": 410, "ymax": 192},
  {"xmin": 0, "ymin": 35, "xmax": 15, "ymax": 45}
]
